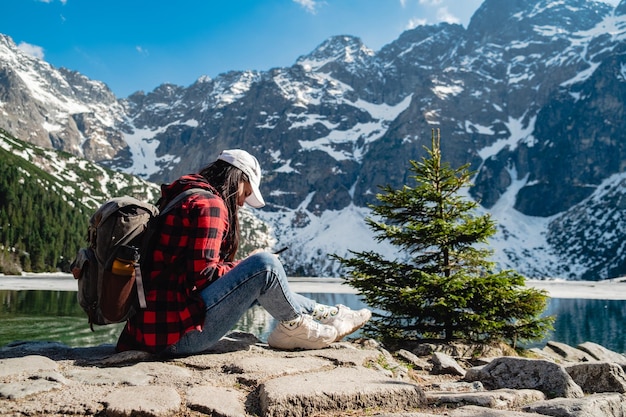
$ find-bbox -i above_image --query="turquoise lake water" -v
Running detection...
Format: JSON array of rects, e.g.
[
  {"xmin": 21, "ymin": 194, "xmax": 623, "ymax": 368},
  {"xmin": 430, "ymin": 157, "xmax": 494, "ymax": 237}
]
[{"xmin": 1, "ymin": 289, "xmax": 625, "ymax": 353}]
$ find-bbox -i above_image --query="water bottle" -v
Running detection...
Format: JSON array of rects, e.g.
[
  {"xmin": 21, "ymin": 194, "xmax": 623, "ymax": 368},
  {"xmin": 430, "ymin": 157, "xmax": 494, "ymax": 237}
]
[
  {"xmin": 111, "ymin": 245, "xmax": 140, "ymax": 276},
  {"xmin": 102, "ymin": 245, "xmax": 140, "ymax": 322}
]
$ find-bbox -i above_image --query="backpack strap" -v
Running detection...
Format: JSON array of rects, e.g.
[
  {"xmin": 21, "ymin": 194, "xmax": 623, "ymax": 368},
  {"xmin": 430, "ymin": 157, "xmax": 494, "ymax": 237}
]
[
  {"xmin": 161, "ymin": 187, "xmax": 212, "ymax": 215},
  {"xmin": 135, "ymin": 264, "xmax": 147, "ymax": 309},
  {"xmin": 135, "ymin": 187, "xmax": 214, "ymax": 309}
]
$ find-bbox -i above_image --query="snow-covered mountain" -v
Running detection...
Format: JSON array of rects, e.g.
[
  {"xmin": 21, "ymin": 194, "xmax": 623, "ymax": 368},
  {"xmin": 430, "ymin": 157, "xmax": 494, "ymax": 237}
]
[{"xmin": 2, "ymin": 0, "xmax": 626, "ymax": 279}]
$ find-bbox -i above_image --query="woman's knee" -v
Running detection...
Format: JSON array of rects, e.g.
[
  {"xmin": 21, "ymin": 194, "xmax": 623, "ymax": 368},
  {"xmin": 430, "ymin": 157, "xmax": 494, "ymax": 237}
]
[{"xmin": 248, "ymin": 251, "xmax": 284, "ymax": 272}]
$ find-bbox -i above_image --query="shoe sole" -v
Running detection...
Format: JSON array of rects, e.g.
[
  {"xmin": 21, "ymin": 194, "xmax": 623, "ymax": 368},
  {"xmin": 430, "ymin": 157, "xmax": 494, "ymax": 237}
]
[{"xmin": 334, "ymin": 310, "xmax": 372, "ymax": 342}]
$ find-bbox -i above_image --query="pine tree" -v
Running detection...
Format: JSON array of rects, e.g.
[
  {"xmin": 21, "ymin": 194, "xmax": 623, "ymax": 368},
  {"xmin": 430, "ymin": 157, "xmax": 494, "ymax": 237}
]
[{"xmin": 334, "ymin": 129, "xmax": 553, "ymax": 347}]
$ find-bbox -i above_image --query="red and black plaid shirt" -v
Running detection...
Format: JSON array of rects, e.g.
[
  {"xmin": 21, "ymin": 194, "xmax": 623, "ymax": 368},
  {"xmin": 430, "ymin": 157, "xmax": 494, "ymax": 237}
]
[{"xmin": 116, "ymin": 175, "xmax": 238, "ymax": 354}]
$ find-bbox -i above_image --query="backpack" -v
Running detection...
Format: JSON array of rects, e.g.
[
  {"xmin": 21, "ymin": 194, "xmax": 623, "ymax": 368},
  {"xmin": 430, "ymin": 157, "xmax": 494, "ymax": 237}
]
[{"xmin": 70, "ymin": 189, "xmax": 207, "ymax": 330}]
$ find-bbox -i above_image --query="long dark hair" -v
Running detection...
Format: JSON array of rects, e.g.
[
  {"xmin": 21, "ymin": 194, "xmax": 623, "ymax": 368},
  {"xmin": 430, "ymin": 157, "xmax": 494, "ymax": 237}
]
[{"xmin": 198, "ymin": 159, "xmax": 248, "ymax": 261}]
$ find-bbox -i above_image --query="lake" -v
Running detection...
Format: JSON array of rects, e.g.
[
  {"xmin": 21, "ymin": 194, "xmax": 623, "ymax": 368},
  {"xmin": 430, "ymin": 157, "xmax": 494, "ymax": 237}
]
[
  {"xmin": 0, "ymin": 289, "xmax": 369, "ymax": 349},
  {"xmin": 1, "ymin": 287, "xmax": 626, "ymax": 353}
]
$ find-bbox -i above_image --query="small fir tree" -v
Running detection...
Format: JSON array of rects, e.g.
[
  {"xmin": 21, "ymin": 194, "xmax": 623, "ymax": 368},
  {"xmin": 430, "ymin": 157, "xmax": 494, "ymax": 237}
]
[{"xmin": 334, "ymin": 129, "xmax": 553, "ymax": 347}]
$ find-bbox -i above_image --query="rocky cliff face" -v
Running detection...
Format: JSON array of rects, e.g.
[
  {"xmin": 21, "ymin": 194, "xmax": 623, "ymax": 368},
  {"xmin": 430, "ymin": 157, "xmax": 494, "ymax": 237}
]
[
  {"xmin": 1, "ymin": 0, "xmax": 626, "ymax": 279},
  {"xmin": 0, "ymin": 35, "xmax": 128, "ymax": 162}
]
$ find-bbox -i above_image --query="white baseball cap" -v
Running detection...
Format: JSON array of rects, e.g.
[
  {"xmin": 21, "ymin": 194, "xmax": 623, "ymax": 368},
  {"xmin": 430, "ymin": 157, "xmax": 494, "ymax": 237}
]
[{"xmin": 218, "ymin": 149, "xmax": 265, "ymax": 208}]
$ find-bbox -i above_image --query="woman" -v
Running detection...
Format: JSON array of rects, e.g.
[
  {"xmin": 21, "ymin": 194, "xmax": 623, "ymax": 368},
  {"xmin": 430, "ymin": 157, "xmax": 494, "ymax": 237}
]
[{"xmin": 116, "ymin": 149, "xmax": 370, "ymax": 356}]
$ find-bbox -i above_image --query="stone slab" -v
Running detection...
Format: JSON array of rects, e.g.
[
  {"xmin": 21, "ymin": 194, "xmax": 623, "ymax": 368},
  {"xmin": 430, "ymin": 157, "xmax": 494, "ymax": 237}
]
[
  {"xmin": 524, "ymin": 392, "xmax": 626, "ymax": 417},
  {"xmin": 104, "ymin": 385, "xmax": 181, "ymax": 417},
  {"xmin": 426, "ymin": 388, "xmax": 545, "ymax": 409},
  {"xmin": 259, "ymin": 366, "xmax": 425, "ymax": 417},
  {"xmin": 449, "ymin": 405, "xmax": 549, "ymax": 416},
  {"xmin": 0, "ymin": 355, "xmax": 58, "ymax": 377},
  {"xmin": 187, "ymin": 385, "xmax": 247, "ymax": 417}
]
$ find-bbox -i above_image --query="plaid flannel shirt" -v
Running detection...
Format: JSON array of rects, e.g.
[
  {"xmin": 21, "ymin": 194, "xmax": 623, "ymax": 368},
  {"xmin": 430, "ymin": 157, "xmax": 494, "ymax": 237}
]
[{"xmin": 116, "ymin": 175, "xmax": 238, "ymax": 354}]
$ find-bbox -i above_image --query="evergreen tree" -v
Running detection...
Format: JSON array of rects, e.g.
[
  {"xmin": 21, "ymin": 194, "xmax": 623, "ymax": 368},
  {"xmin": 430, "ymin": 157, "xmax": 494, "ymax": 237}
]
[{"xmin": 334, "ymin": 129, "xmax": 553, "ymax": 347}]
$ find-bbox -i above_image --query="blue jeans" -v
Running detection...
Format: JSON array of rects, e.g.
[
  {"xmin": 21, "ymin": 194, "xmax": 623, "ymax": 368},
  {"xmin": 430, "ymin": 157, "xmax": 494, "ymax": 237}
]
[{"xmin": 167, "ymin": 252, "xmax": 316, "ymax": 356}]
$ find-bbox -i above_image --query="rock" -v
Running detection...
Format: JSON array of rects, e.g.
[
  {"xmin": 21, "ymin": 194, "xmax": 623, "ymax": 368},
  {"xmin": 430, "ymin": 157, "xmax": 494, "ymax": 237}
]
[
  {"xmin": 68, "ymin": 365, "xmax": 153, "ymax": 386},
  {"xmin": 425, "ymin": 380, "xmax": 484, "ymax": 392},
  {"xmin": 0, "ymin": 355, "xmax": 58, "ymax": 377},
  {"xmin": 449, "ymin": 405, "xmax": 549, "ymax": 416},
  {"xmin": 524, "ymin": 392, "xmax": 626, "ymax": 417},
  {"xmin": 259, "ymin": 367, "xmax": 425, "ymax": 417},
  {"xmin": 431, "ymin": 352, "xmax": 466, "ymax": 377},
  {"xmin": 2, "ymin": 337, "xmax": 626, "ymax": 416},
  {"xmin": 544, "ymin": 341, "xmax": 595, "ymax": 363},
  {"xmin": 316, "ymin": 343, "xmax": 381, "ymax": 366},
  {"xmin": 528, "ymin": 347, "xmax": 562, "ymax": 362},
  {"xmin": 397, "ymin": 349, "xmax": 433, "ymax": 371},
  {"xmin": 411, "ymin": 342, "xmax": 514, "ymax": 360},
  {"xmin": 98, "ymin": 349, "xmax": 156, "ymax": 366},
  {"xmin": 187, "ymin": 385, "xmax": 247, "ymax": 417},
  {"xmin": 577, "ymin": 342, "xmax": 626, "ymax": 367},
  {"xmin": 0, "ymin": 356, "xmax": 65, "ymax": 399},
  {"xmin": 464, "ymin": 357, "xmax": 584, "ymax": 399},
  {"xmin": 426, "ymin": 388, "xmax": 545, "ymax": 409},
  {"xmin": 373, "ymin": 413, "xmax": 442, "ymax": 417},
  {"xmin": 566, "ymin": 361, "xmax": 626, "ymax": 393},
  {"xmin": 104, "ymin": 385, "xmax": 181, "ymax": 417},
  {"xmin": 0, "ymin": 374, "xmax": 64, "ymax": 399},
  {"xmin": 204, "ymin": 331, "xmax": 263, "ymax": 353},
  {"xmin": 379, "ymin": 347, "xmax": 410, "ymax": 379}
]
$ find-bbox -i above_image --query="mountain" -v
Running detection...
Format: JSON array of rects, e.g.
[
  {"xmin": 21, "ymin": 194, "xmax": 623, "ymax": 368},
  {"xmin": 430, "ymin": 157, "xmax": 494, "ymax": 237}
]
[{"xmin": 1, "ymin": 0, "xmax": 626, "ymax": 279}]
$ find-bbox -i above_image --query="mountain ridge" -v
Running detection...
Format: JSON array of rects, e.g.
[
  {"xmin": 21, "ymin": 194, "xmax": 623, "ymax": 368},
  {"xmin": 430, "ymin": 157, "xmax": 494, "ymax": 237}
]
[{"xmin": 1, "ymin": 0, "xmax": 626, "ymax": 279}]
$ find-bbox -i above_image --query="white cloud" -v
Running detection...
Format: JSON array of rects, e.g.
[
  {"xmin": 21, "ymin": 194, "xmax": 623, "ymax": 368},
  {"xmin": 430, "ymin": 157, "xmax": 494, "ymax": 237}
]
[
  {"xmin": 419, "ymin": 0, "xmax": 443, "ymax": 5},
  {"xmin": 293, "ymin": 0, "xmax": 318, "ymax": 14},
  {"xmin": 437, "ymin": 7, "xmax": 460, "ymax": 24},
  {"xmin": 136, "ymin": 46, "xmax": 149, "ymax": 56},
  {"xmin": 406, "ymin": 17, "xmax": 428, "ymax": 29},
  {"xmin": 17, "ymin": 42, "xmax": 45, "ymax": 60}
]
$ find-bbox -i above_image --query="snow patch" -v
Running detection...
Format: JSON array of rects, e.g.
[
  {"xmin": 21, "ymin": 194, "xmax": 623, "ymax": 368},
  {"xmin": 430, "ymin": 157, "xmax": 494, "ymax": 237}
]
[
  {"xmin": 122, "ymin": 124, "xmax": 179, "ymax": 178},
  {"xmin": 477, "ymin": 114, "xmax": 537, "ymax": 160},
  {"xmin": 484, "ymin": 167, "xmax": 562, "ymax": 278},
  {"xmin": 296, "ymin": 95, "xmax": 413, "ymax": 162}
]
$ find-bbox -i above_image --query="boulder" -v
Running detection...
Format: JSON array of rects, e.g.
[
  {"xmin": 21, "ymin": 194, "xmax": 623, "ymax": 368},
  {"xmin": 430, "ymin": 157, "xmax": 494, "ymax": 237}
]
[
  {"xmin": 566, "ymin": 361, "xmax": 626, "ymax": 393},
  {"xmin": 431, "ymin": 352, "xmax": 466, "ymax": 377},
  {"xmin": 544, "ymin": 341, "xmax": 595, "ymax": 363},
  {"xmin": 396, "ymin": 349, "xmax": 433, "ymax": 371},
  {"xmin": 577, "ymin": 342, "xmax": 626, "ymax": 368},
  {"xmin": 464, "ymin": 357, "xmax": 584, "ymax": 399}
]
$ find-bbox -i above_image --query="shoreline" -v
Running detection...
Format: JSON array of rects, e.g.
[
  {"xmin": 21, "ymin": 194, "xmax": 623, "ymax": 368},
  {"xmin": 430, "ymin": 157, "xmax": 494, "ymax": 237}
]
[{"xmin": 1, "ymin": 274, "xmax": 626, "ymax": 300}]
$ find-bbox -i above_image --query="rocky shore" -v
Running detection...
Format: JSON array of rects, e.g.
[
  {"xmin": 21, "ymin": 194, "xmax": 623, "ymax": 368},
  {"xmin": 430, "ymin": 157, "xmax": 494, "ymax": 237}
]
[{"xmin": 2, "ymin": 333, "xmax": 626, "ymax": 417}]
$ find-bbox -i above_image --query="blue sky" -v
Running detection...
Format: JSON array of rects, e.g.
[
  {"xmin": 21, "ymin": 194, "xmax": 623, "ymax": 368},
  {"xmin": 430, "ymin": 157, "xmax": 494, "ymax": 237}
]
[{"xmin": 3, "ymin": 0, "xmax": 620, "ymax": 98}]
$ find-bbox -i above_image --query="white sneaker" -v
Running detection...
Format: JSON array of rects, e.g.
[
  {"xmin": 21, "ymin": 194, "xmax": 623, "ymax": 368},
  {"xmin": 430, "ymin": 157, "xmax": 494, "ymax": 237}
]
[
  {"xmin": 320, "ymin": 305, "xmax": 372, "ymax": 341},
  {"xmin": 267, "ymin": 314, "xmax": 338, "ymax": 350}
]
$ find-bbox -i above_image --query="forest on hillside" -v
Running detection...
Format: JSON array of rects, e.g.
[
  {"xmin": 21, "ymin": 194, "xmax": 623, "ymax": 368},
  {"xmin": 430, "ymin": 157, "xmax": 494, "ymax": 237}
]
[{"xmin": 0, "ymin": 147, "xmax": 90, "ymax": 274}]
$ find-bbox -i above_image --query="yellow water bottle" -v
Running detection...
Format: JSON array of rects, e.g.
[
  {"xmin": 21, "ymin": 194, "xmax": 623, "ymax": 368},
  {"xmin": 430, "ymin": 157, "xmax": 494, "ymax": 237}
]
[
  {"xmin": 111, "ymin": 245, "xmax": 139, "ymax": 276},
  {"xmin": 112, "ymin": 258, "xmax": 134, "ymax": 276}
]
